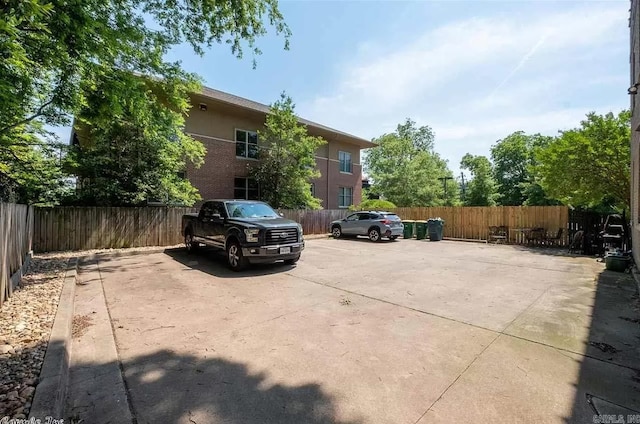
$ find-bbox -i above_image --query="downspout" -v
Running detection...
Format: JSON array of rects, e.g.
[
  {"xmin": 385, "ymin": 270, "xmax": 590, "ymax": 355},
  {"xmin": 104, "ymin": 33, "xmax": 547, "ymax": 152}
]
[
  {"xmin": 325, "ymin": 149, "xmax": 331, "ymax": 209},
  {"xmin": 327, "ymin": 140, "xmax": 331, "ymax": 208}
]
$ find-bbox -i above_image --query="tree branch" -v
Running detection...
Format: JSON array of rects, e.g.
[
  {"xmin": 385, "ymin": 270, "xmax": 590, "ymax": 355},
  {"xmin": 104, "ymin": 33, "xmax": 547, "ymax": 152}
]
[{"xmin": 0, "ymin": 98, "xmax": 55, "ymax": 136}]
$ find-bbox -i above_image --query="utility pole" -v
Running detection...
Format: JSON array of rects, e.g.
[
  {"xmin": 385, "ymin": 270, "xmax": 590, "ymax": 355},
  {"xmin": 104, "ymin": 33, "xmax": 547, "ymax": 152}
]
[
  {"xmin": 438, "ymin": 176, "xmax": 454, "ymax": 205},
  {"xmin": 460, "ymin": 172, "xmax": 466, "ymax": 197}
]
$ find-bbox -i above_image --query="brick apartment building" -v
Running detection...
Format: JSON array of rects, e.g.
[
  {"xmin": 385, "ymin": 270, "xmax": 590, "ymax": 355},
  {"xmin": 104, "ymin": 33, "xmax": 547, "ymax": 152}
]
[
  {"xmin": 184, "ymin": 87, "xmax": 375, "ymax": 209},
  {"xmin": 631, "ymin": 0, "xmax": 640, "ymax": 265}
]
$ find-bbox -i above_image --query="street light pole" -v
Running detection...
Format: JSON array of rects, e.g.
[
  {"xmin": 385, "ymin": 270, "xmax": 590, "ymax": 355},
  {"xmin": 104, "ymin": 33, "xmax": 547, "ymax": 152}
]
[{"xmin": 438, "ymin": 176, "xmax": 454, "ymax": 205}]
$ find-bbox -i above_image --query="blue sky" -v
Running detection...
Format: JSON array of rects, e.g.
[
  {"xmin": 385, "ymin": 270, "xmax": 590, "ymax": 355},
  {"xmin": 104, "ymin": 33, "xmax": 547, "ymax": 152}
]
[
  {"xmin": 56, "ymin": 0, "xmax": 631, "ymax": 175},
  {"xmin": 167, "ymin": 0, "xmax": 631, "ymax": 175}
]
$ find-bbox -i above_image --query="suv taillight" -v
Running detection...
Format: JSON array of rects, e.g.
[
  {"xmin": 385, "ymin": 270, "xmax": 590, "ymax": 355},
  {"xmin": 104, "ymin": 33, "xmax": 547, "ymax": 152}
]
[{"xmin": 381, "ymin": 219, "xmax": 391, "ymax": 225}]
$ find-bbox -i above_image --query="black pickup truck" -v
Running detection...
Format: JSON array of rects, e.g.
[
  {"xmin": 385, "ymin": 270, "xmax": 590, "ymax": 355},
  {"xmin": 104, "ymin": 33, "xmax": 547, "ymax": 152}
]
[{"xmin": 182, "ymin": 199, "xmax": 304, "ymax": 271}]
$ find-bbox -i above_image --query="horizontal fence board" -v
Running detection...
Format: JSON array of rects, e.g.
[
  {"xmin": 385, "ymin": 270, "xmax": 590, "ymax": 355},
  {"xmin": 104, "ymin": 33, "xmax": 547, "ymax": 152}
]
[
  {"xmin": 391, "ymin": 205, "xmax": 569, "ymax": 245},
  {"xmin": 33, "ymin": 207, "xmax": 197, "ymax": 253},
  {"xmin": 33, "ymin": 205, "xmax": 571, "ymax": 253},
  {"xmin": 280, "ymin": 209, "xmax": 351, "ymax": 236}
]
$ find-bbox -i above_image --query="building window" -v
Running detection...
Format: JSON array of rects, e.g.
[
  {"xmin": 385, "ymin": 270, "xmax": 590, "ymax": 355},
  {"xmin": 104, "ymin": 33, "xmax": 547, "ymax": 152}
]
[
  {"xmin": 236, "ymin": 129, "xmax": 258, "ymax": 159},
  {"xmin": 234, "ymin": 177, "xmax": 259, "ymax": 200},
  {"xmin": 339, "ymin": 151, "xmax": 352, "ymax": 173},
  {"xmin": 338, "ymin": 187, "xmax": 353, "ymax": 208}
]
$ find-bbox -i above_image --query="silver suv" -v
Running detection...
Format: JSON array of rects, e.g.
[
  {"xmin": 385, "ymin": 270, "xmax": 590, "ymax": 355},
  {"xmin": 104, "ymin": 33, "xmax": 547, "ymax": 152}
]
[{"xmin": 331, "ymin": 211, "xmax": 404, "ymax": 242}]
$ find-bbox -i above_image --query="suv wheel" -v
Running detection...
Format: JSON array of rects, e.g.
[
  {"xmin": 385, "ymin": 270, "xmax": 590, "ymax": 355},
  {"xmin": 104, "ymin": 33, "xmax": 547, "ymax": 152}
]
[
  {"xmin": 226, "ymin": 241, "xmax": 248, "ymax": 271},
  {"xmin": 185, "ymin": 232, "xmax": 199, "ymax": 253},
  {"xmin": 368, "ymin": 227, "xmax": 381, "ymax": 242},
  {"xmin": 332, "ymin": 226, "xmax": 342, "ymax": 239}
]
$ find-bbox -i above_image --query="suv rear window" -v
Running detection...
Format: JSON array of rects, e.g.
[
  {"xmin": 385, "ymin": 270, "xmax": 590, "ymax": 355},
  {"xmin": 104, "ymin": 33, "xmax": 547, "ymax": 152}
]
[{"xmin": 382, "ymin": 214, "xmax": 401, "ymax": 221}]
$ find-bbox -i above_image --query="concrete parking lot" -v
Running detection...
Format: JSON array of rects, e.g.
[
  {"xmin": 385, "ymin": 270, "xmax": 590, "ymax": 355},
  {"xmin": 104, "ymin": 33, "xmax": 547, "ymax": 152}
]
[{"xmin": 68, "ymin": 238, "xmax": 640, "ymax": 424}]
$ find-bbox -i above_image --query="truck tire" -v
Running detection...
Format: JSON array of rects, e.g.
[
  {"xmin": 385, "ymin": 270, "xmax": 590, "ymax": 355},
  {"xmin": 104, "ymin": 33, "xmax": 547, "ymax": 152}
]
[
  {"xmin": 185, "ymin": 231, "xmax": 199, "ymax": 253},
  {"xmin": 226, "ymin": 240, "xmax": 248, "ymax": 271}
]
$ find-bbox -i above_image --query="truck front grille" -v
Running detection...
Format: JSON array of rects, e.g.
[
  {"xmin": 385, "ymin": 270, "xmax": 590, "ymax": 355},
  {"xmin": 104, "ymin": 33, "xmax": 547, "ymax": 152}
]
[{"xmin": 265, "ymin": 228, "xmax": 298, "ymax": 245}]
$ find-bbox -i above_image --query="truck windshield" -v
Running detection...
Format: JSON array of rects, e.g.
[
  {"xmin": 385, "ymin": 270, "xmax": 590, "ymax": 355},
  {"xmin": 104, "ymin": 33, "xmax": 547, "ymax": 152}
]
[{"xmin": 226, "ymin": 202, "xmax": 280, "ymax": 219}]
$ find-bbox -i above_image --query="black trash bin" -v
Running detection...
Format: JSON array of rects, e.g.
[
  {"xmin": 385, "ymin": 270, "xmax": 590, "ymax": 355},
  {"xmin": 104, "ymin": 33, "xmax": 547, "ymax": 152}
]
[{"xmin": 427, "ymin": 218, "xmax": 444, "ymax": 241}]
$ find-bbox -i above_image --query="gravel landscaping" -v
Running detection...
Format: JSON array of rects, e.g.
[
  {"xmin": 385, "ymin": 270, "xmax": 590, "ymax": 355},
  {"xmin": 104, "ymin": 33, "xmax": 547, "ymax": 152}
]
[{"xmin": 0, "ymin": 256, "xmax": 68, "ymax": 420}]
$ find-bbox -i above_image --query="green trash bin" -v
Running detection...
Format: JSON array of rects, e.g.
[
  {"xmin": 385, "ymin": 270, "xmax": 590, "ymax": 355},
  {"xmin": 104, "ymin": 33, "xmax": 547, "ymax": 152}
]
[
  {"xmin": 427, "ymin": 218, "xmax": 444, "ymax": 241},
  {"xmin": 415, "ymin": 220, "xmax": 428, "ymax": 240},
  {"xmin": 402, "ymin": 220, "xmax": 416, "ymax": 239},
  {"xmin": 605, "ymin": 253, "xmax": 630, "ymax": 272}
]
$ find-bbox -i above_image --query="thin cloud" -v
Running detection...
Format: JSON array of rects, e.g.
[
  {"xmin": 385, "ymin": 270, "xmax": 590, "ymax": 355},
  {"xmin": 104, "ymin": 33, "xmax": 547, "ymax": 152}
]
[
  {"xmin": 298, "ymin": 3, "xmax": 627, "ymax": 173},
  {"xmin": 485, "ymin": 32, "xmax": 550, "ymax": 101}
]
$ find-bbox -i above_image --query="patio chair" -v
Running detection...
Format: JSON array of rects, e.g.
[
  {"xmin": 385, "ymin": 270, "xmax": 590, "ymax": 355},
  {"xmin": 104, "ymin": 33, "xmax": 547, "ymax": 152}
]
[
  {"xmin": 488, "ymin": 226, "xmax": 508, "ymax": 243},
  {"xmin": 524, "ymin": 228, "xmax": 545, "ymax": 246},
  {"xmin": 569, "ymin": 230, "xmax": 584, "ymax": 254},
  {"xmin": 545, "ymin": 228, "xmax": 564, "ymax": 246}
]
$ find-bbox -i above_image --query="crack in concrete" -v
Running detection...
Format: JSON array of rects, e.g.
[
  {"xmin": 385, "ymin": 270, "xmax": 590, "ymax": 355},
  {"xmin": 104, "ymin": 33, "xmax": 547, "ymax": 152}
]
[
  {"xmin": 413, "ymin": 273, "xmax": 556, "ymax": 423},
  {"xmin": 286, "ymin": 271, "xmax": 640, "ymax": 405},
  {"xmin": 413, "ymin": 333, "xmax": 502, "ymax": 424}
]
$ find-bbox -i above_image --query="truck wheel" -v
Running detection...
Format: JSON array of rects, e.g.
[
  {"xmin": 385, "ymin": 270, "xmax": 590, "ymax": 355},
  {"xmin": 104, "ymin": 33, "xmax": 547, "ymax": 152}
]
[
  {"xmin": 185, "ymin": 232, "xmax": 199, "ymax": 253},
  {"xmin": 226, "ymin": 241, "xmax": 248, "ymax": 271},
  {"xmin": 284, "ymin": 255, "xmax": 301, "ymax": 265}
]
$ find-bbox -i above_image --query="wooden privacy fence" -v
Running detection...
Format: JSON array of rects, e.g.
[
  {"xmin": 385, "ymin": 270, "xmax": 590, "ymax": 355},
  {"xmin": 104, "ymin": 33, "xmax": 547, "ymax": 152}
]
[
  {"xmin": 280, "ymin": 209, "xmax": 351, "ymax": 235},
  {"xmin": 392, "ymin": 206, "xmax": 570, "ymax": 245},
  {"xmin": 34, "ymin": 207, "xmax": 196, "ymax": 253},
  {"xmin": 1, "ymin": 203, "xmax": 34, "ymax": 307},
  {"xmin": 33, "ymin": 207, "xmax": 349, "ymax": 252},
  {"xmin": 33, "ymin": 205, "xmax": 570, "ymax": 253}
]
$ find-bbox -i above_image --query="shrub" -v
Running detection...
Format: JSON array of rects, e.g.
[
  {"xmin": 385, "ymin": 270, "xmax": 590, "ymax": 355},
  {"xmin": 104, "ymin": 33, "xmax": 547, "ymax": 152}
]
[{"xmin": 349, "ymin": 199, "xmax": 397, "ymax": 211}]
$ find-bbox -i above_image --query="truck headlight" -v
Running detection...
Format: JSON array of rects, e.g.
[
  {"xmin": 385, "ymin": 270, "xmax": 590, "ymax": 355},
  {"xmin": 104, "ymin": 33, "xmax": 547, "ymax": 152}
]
[
  {"xmin": 297, "ymin": 224, "xmax": 303, "ymax": 236},
  {"xmin": 244, "ymin": 228, "xmax": 260, "ymax": 243}
]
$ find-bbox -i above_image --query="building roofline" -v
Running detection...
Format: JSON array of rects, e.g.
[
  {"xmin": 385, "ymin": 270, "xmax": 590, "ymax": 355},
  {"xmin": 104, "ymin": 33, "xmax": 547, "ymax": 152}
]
[{"xmin": 196, "ymin": 86, "xmax": 376, "ymax": 149}]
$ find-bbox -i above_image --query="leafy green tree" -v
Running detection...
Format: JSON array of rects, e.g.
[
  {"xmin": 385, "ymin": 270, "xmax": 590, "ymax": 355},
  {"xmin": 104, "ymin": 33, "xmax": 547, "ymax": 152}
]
[
  {"xmin": 0, "ymin": 138, "xmax": 72, "ymax": 205},
  {"xmin": 65, "ymin": 73, "xmax": 205, "ymax": 206},
  {"xmin": 365, "ymin": 119, "xmax": 458, "ymax": 207},
  {"xmin": 249, "ymin": 94, "xmax": 326, "ymax": 209},
  {"xmin": 521, "ymin": 179, "xmax": 560, "ymax": 206},
  {"xmin": 535, "ymin": 110, "xmax": 630, "ymax": 210},
  {"xmin": 490, "ymin": 132, "xmax": 556, "ymax": 206},
  {"xmin": 440, "ymin": 175, "xmax": 461, "ymax": 207},
  {"xmin": 1, "ymin": 0, "xmax": 290, "ymax": 204},
  {"xmin": 460, "ymin": 154, "xmax": 498, "ymax": 206},
  {"xmin": 349, "ymin": 199, "xmax": 397, "ymax": 211}
]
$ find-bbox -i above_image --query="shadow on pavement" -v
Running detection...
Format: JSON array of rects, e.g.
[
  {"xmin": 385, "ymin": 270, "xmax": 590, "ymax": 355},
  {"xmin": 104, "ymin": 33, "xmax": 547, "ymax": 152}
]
[
  {"xmin": 508, "ymin": 245, "xmax": 592, "ymax": 258},
  {"xmin": 333, "ymin": 236, "xmax": 398, "ymax": 244},
  {"xmin": 70, "ymin": 349, "xmax": 362, "ymax": 424},
  {"xmin": 565, "ymin": 269, "xmax": 640, "ymax": 423},
  {"xmin": 161, "ymin": 247, "xmax": 298, "ymax": 278}
]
